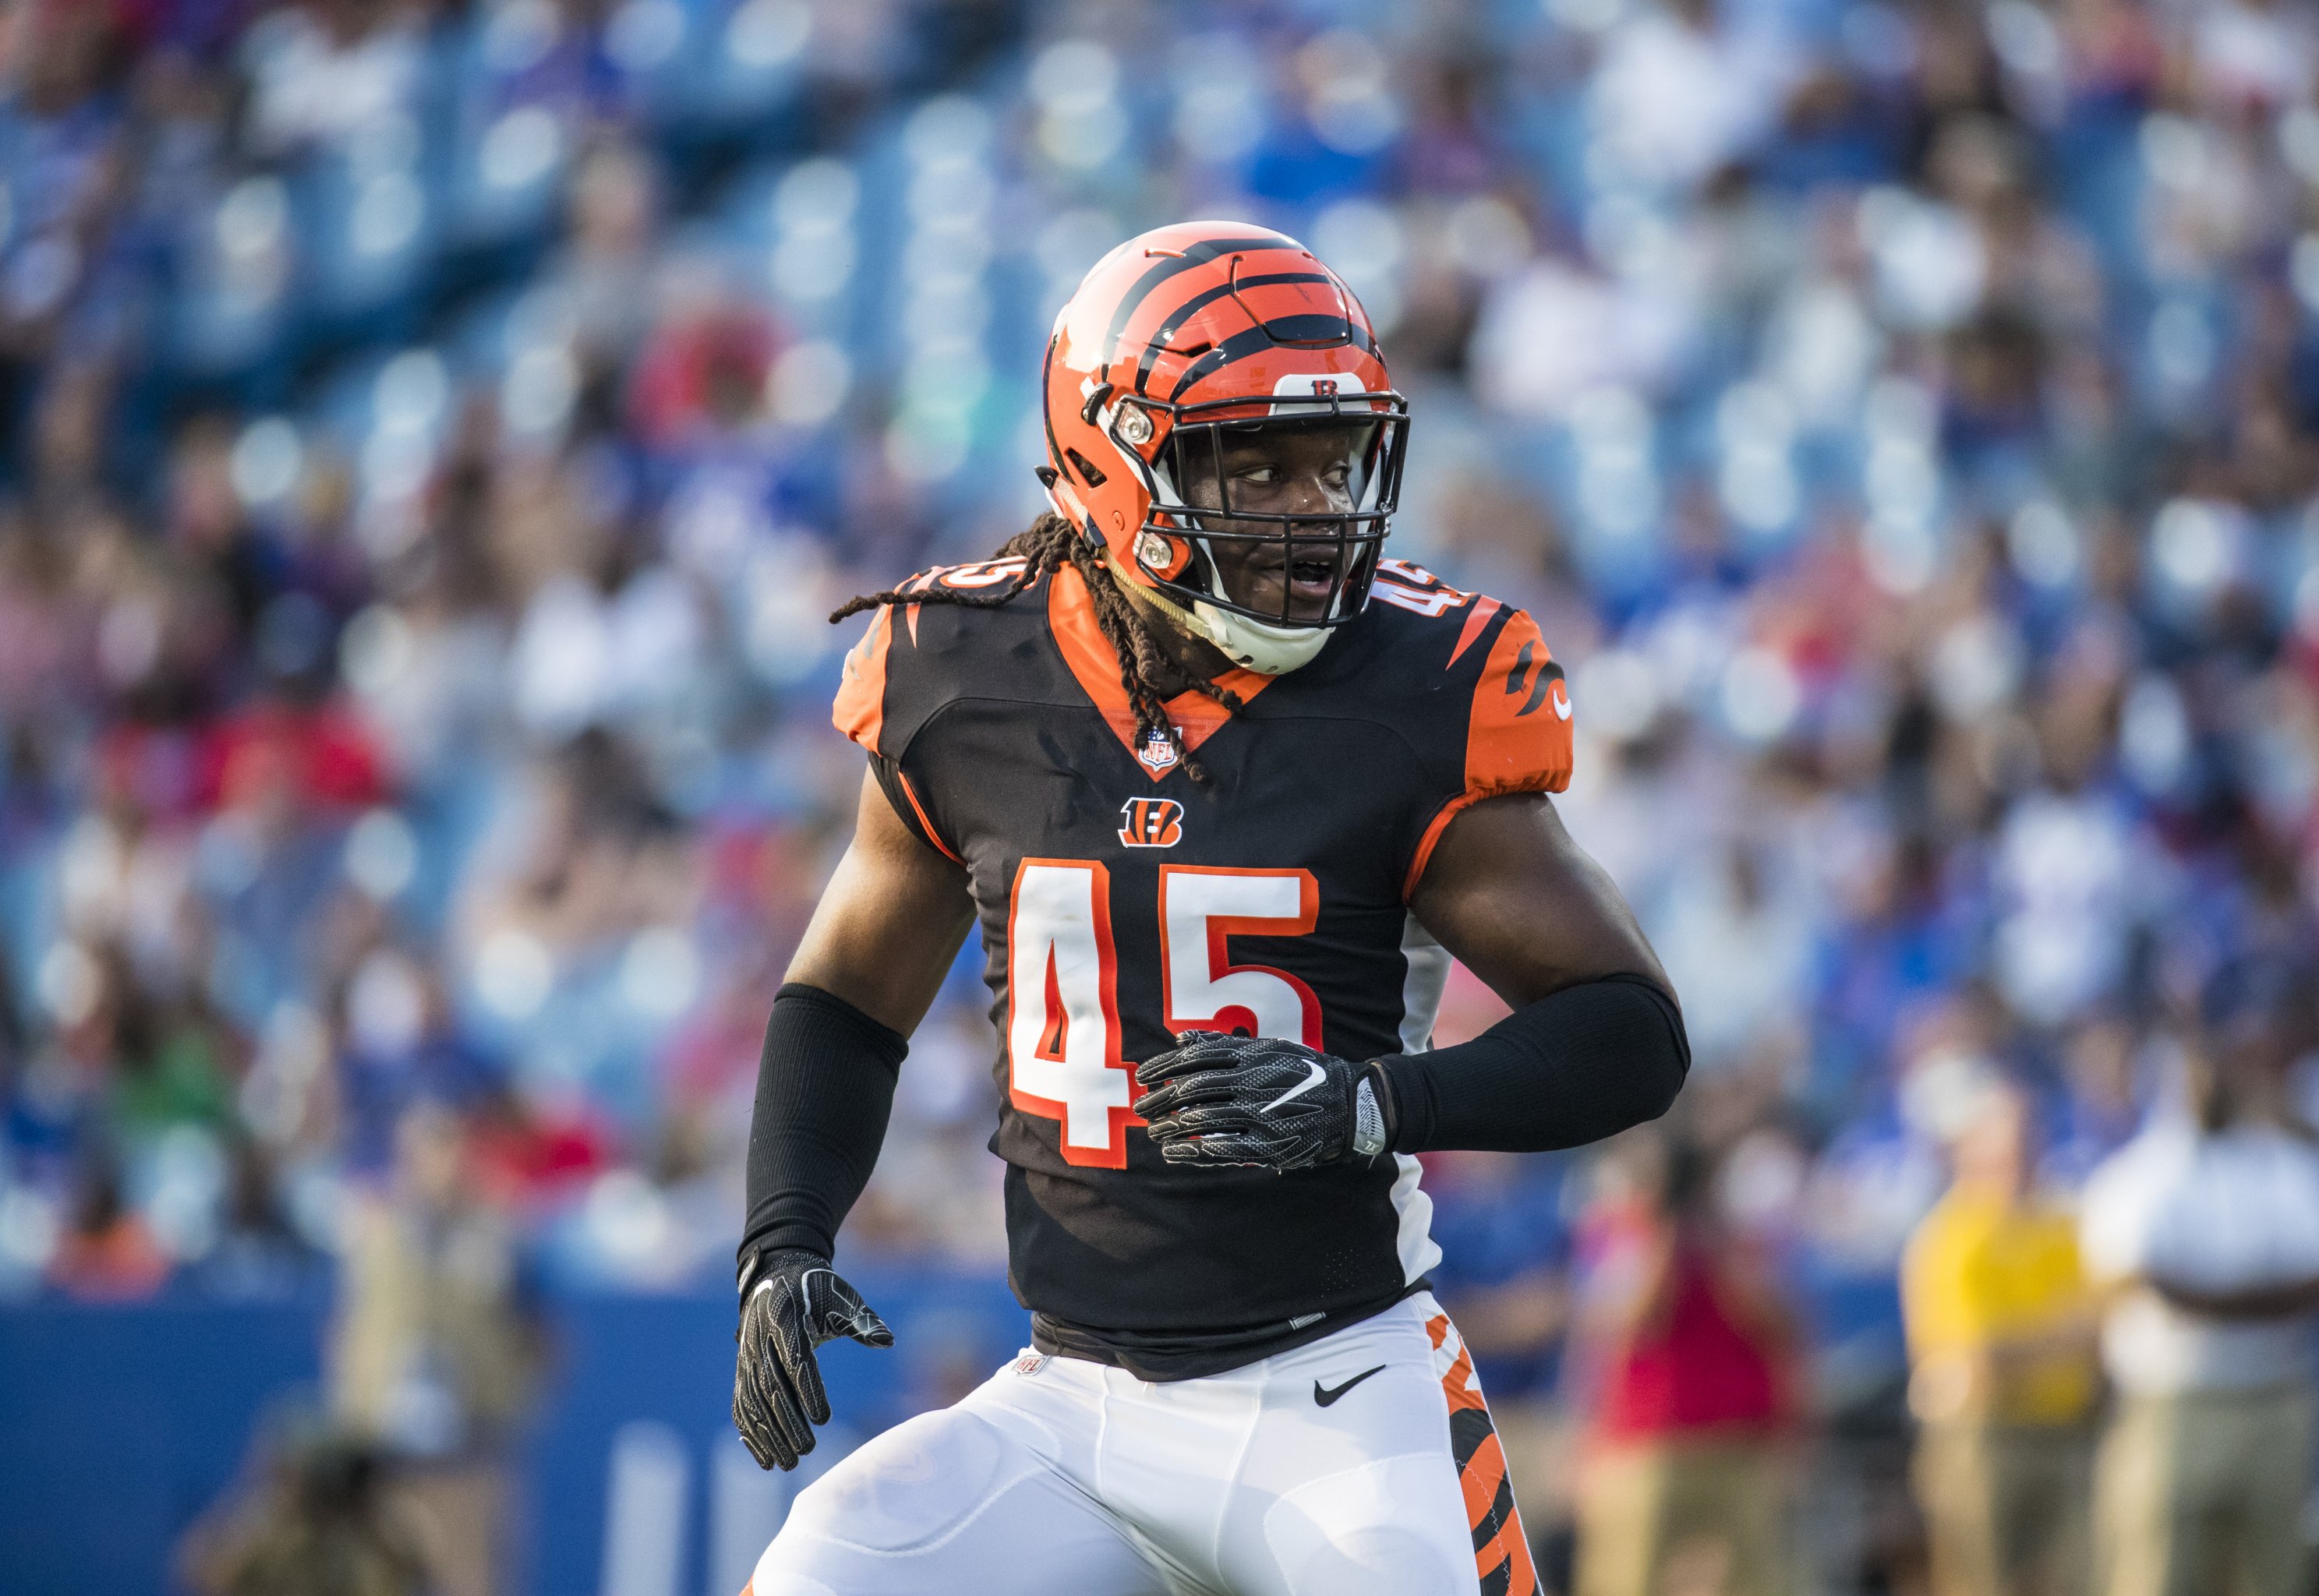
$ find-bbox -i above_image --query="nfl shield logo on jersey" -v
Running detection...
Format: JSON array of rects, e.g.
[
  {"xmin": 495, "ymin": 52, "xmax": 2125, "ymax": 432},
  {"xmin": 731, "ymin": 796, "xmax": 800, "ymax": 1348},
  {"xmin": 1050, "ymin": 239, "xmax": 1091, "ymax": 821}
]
[
  {"xmin": 1137, "ymin": 726, "xmax": 1182, "ymax": 775},
  {"xmin": 1118, "ymin": 797, "xmax": 1184, "ymax": 848}
]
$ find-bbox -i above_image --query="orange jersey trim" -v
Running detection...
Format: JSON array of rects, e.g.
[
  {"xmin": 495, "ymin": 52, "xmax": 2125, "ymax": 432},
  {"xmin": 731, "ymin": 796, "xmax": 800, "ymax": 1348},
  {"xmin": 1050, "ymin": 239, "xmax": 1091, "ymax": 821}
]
[
  {"xmin": 893, "ymin": 767, "xmax": 962, "ymax": 865},
  {"xmin": 832, "ymin": 602, "xmax": 895, "ymax": 756},
  {"xmin": 900, "ymin": 570, "xmax": 938, "ymax": 644},
  {"xmin": 1402, "ymin": 789, "xmax": 1487, "ymax": 902},
  {"xmin": 1045, "ymin": 563, "xmax": 1273, "ymax": 780}
]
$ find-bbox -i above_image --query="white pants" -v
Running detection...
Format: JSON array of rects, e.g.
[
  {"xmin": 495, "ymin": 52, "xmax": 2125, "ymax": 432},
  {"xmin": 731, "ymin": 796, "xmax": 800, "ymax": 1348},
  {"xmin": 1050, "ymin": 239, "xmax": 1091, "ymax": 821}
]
[{"xmin": 747, "ymin": 1293, "xmax": 1539, "ymax": 1596}]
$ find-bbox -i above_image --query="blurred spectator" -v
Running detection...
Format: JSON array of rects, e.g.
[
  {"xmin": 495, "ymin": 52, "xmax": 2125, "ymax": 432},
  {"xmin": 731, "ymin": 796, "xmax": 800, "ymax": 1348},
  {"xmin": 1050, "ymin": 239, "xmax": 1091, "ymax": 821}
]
[
  {"xmin": 1426, "ymin": 1148, "xmax": 1575, "ymax": 1564},
  {"xmin": 546, "ymin": 139, "xmax": 661, "ymax": 368},
  {"xmin": 331, "ymin": 1101, "xmax": 544, "ymax": 1596},
  {"xmin": 1568, "ymin": 1132, "xmax": 1798, "ymax": 1596},
  {"xmin": 2079, "ymin": 976, "xmax": 2319, "ymax": 1596},
  {"xmin": 1651, "ymin": 839, "xmax": 1811, "ymax": 1075},
  {"xmin": 241, "ymin": 0, "xmax": 424, "ymax": 158},
  {"xmin": 0, "ymin": 0, "xmax": 131, "ymax": 430},
  {"xmin": 45, "ymin": 1142, "xmax": 169, "ymax": 1300},
  {"xmin": 1903, "ymin": 1081, "xmax": 2098, "ymax": 1596},
  {"xmin": 195, "ymin": 1132, "xmax": 326, "ymax": 1299},
  {"xmin": 181, "ymin": 1418, "xmax": 430, "ymax": 1596}
]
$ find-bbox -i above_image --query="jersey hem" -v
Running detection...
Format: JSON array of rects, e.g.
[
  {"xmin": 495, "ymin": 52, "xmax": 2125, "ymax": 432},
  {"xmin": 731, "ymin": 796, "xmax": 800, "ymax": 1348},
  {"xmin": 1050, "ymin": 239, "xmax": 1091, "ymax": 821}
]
[{"xmin": 1029, "ymin": 1278, "xmax": 1433, "ymax": 1382}]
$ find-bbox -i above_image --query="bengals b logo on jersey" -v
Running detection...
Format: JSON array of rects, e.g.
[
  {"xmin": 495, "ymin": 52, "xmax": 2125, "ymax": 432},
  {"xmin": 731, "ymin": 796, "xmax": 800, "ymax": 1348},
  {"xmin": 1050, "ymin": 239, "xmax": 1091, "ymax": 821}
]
[{"xmin": 1117, "ymin": 797, "xmax": 1184, "ymax": 849}]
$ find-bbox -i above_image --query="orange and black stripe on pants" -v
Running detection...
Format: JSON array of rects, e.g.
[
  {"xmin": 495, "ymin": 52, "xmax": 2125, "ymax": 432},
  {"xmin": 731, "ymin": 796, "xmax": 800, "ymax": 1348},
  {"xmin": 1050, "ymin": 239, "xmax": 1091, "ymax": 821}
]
[{"xmin": 1427, "ymin": 1312, "xmax": 1542, "ymax": 1596}]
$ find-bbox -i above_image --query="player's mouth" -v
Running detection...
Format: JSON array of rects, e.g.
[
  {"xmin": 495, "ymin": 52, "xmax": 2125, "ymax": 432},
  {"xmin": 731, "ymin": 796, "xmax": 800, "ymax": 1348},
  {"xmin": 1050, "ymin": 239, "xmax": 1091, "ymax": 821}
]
[
  {"xmin": 1243, "ymin": 545, "xmax": 1344, "ymax": 619},
  {"xmin": 1288, "ymin": 554, "xmax": 1339, "ymax": 601}
]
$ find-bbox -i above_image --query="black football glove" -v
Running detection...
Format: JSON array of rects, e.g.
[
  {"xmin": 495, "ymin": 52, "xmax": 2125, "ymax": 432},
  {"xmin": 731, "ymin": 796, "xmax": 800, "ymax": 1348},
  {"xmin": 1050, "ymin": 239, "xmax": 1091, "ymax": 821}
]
[
  {"xmin": 732, "ymin": 1244, "xmax": 893, "ymax": 1471},
  {"xmin": 1135, "ymin": 1031, "xmax": 1392, "ymax": 1173}
]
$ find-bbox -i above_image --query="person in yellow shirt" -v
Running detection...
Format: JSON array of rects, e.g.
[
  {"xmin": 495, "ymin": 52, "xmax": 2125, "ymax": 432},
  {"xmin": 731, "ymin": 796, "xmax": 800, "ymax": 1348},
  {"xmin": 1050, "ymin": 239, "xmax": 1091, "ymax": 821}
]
[{"xmin": 1903, "ymin": 1082, "xmax": 2101, "ymax": 1596}]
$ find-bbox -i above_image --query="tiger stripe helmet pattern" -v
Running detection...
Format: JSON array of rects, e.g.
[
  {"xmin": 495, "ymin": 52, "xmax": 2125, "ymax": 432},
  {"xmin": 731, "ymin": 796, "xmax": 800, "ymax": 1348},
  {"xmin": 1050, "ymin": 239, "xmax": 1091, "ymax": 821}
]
[{"xmin": 1040, "ymin": 220, "xmax": 1409, "ymax": 673}]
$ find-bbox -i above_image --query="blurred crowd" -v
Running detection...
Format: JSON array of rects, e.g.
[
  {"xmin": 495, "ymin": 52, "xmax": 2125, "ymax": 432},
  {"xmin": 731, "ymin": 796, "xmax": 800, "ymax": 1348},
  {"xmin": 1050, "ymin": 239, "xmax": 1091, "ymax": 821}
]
[{"xmin": 5, "ymin": 0, "xmax": 2319, "ymax": 1589}]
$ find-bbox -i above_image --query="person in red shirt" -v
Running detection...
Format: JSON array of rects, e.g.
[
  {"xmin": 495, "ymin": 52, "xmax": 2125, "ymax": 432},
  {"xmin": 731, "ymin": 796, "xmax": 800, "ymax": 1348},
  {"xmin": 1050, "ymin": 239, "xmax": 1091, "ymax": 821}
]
[
  {"xmin": 1569, "ymin": 1131, "xmax": 1798, "ymax": 1596},
  {"xmin": 48, "ymin": 1150, "xmax": 171, "ymax": 1302}
]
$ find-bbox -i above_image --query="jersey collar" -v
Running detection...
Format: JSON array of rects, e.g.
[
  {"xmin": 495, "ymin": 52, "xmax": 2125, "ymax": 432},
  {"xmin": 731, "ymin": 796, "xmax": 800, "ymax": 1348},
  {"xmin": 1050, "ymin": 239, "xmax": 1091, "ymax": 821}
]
[{"xmin": 1046, "ymin": 563, "xmax": 1273, "ymax": 780}]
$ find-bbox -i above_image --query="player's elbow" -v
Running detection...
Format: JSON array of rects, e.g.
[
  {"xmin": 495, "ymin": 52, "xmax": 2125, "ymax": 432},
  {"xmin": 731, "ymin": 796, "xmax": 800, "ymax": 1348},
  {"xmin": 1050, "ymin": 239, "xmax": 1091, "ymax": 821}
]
[
  {"xmin": 1596, "ymin": 977, "xmax": 1690, "ymax": 1133},
  {"xmin": 1385, "ymin": 973, "xmax": 1690, "ymax": 1154},
  {"xmin": 1623, "ymin": 1043, "xmax": 1688, "ymax": 1129},
  {"xmin": 1533, "ymin": 1038, "xmax": 1684, "ymax": 1152}
]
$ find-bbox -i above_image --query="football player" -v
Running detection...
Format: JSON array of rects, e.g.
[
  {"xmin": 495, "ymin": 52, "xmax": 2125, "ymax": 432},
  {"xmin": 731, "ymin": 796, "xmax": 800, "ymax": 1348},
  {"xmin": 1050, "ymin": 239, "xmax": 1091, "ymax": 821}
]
[{"xmin": 732, "ymin": 221, "xmax": 1688, "ymax": 1596}]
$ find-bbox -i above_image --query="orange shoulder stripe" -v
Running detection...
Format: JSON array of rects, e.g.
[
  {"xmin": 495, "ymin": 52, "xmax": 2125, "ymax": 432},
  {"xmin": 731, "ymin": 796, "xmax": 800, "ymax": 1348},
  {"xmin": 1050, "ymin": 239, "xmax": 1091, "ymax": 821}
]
[{"xmin": 1447, "ymin": 595, "xmax": 1501, "ymax": 668}]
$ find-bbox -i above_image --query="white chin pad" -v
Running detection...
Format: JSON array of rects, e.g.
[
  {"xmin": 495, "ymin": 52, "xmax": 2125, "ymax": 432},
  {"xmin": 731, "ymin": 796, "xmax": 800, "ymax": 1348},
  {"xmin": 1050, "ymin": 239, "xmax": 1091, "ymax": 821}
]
[
  {"xmin": 1181, "ymin": 540, "xmax": 1336, "ymax": 675},
  {"xmin": 1190, "ymin": 603, "xmax": 1333, "ymax": 675}
]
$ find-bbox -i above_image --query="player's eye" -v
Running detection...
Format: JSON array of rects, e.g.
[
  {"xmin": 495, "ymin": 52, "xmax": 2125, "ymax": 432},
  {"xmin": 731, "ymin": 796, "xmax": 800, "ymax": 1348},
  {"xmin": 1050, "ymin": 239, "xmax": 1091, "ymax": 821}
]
[{"xmin": 1235, "ymin": 465, "xmax": 1278, "ymax": 485}]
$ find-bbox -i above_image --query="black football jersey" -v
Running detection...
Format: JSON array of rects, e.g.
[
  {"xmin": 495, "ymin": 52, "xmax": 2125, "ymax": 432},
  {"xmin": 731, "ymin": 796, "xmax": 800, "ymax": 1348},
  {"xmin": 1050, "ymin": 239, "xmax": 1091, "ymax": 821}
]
[{"xmin": 833, "ymin": 555, "xmax": 1575, "ymax": 1375}]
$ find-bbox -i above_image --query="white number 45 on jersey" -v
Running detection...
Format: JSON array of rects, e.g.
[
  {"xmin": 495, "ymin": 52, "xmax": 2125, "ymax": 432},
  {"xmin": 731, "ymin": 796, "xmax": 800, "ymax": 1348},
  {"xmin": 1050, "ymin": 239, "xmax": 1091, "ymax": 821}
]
[{"xmin": 1006, "ymin": 860, "xmax": 1322, "ymax": 1167}]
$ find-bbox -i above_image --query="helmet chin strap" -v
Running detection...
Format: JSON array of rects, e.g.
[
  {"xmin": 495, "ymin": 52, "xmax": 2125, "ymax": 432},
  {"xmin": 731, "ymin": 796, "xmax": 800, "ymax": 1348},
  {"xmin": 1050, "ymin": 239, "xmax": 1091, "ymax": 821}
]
[{"xmin": 1098, "ymin": 541, "xmax": 1333, "ymax": 677}]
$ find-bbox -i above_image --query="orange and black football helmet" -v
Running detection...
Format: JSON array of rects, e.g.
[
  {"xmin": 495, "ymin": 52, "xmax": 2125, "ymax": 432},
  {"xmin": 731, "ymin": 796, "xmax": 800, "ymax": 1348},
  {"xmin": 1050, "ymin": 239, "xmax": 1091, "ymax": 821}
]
[{"xmin": 1038, "ymin": 220, "xmax": 1409, "ymax": 674}]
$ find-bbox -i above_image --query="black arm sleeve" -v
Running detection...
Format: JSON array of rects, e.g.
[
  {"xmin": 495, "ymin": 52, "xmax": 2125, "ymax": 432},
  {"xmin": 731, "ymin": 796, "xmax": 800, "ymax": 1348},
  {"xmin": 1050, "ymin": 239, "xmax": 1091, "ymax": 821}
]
[
  {"xmin": 739, "ymin": 983, "xmax": 910, "ymax": 1265},
  {"xmin": 1375, "ymin": 973, "xmax": 1688, "ymax": 1154}
]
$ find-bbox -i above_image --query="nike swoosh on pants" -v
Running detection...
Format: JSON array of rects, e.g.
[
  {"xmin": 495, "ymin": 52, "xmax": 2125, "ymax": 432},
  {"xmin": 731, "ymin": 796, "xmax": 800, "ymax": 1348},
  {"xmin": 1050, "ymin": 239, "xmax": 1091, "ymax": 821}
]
[{"xmin": 1313, "ymin": 1365, "xmax": 1388, "ymax": 1407}]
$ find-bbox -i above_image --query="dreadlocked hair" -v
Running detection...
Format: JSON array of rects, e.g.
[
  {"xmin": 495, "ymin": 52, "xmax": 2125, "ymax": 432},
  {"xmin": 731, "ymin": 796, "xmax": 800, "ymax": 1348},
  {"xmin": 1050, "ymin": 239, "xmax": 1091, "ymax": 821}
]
[{"xmin": 830, "ymin": 512, "xmax": 1243, "ymax": 782}]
